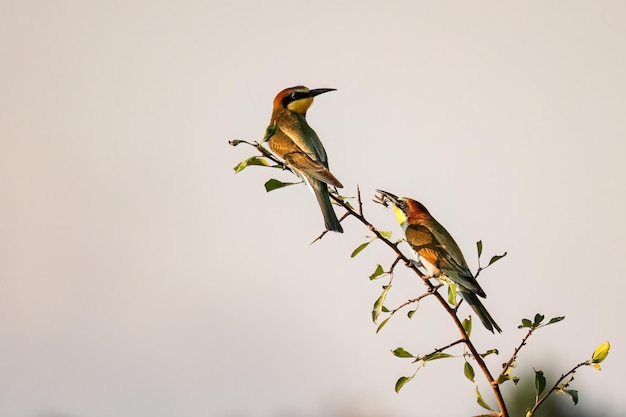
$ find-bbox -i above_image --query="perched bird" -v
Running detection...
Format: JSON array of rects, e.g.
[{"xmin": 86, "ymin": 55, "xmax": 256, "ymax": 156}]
[
  {"xmin": 376, "ymin": 190, "xmax": 501, "ymax": 333},
  {"xmin": 268, "ymin": 86, "xmax": 344, "ymax": 233}
]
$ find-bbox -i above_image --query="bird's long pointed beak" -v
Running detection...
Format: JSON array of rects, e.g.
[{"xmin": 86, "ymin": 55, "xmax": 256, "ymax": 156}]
[
  {"xmin": 376, "ymin": 189, "xmax": 400, "ymax": 205},
  {"xmin": 309, "ymin": 88, "xmax": 337, "ymax": 97}
]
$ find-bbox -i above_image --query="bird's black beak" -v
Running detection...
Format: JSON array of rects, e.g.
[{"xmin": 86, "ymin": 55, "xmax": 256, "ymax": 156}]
[
  {"xmin": 375, "ymin": 189, "xmax": 400, "ymax": 207},
  {"xmin": 308, "ymin": 88, "xmax": 337, "ymax": 97}
]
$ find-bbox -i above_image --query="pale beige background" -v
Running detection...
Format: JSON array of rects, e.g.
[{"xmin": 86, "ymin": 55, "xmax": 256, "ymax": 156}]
[{"xmin": 1, "ymin": 1, "xmax": 624, "ymax": 416}]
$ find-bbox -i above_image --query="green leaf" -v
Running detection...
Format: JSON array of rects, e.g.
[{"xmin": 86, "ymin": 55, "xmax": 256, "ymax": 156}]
[
  {"xmin": 407, "ymin": 308, "xmax": 417, "ymax": 319},
  {"xmin": 496, "ymin": 374, "xmax": 508, "ymax": 385},
  {"xmin": 372, "ymin": 285, "xmax": 391, "ymax": 323},
  {"xmin": 547, "ymin": 316, "xmax": 565, "ymax": 325},
  {"xmin": 378, "ymin": 230, "xmax": 392, "ymax": 240},
  {"xmin": 591, "ymin": 341, "xmax": 610, "ymax": 365},
  {"xmin": 462, "ymin": 316, "xmax": 472, "ymax": 338},
  {"xmin": 562, "ymin": 389, "xmax": 579, "ymax": 405},
  {"xmin": 475, "ymin": 386, "xmax": 494, "ymax": 411},
  {"xmin": 423, "ymin": 352, "xmax": 452, "ymax": 362},
  {"xmin": 264, "ymin": 178, "xmax": 298, "ymax": 192},
  {"xmin": 464, "ymin": 361, "xmax": 475, "ymax": 382},
  {"xmin": 351, "ymin": 241, "xmax": 372, "ymax": 258},
  {"xmin": 376, "ymin": 317, "xmax": 391, "ymax": 334},
  {"xmin": 392, "ymin": 347, "xmax": 415, "ymax": 358},
  {"xmin": 477, "ymin": 240, "xmax": 483, "ymax": 258},
  {"xmin": 233, "ymin": 156, "xmax": 270, "ymax": 173},
  {"xmin": 533, "ymin": 313, "xmax": 545, "ymax": 327},
  {"xmin": 480, "ymin": 349, "xmax": 499, "ymax": 358},
  {"xmin": 487, "ymin": 252, "xmax": 507, "ymax": 266},
  {"xmin": 262, "ymin": 124, "xmax": 278, "ymax": 142},
  {"xmin": 369, "ymin": 264, "xmax": 386, "ymax": 280},
  {"xmin": 497, "ymin": 373, "xmax": 520, "ymax": 386},
  {"xmin": 395, "ymin": 373, "xmax": 416, "ymax": 393},
  {"xmin": 534, "ymin": 370, "xmax": 546, "ymax": 399},
  {"xmin": 519, "ymin": 318, "xmax": 533, "ymax": 329},
  {"xmin": 447, "ymin": 282, "xmax": 458, "ymax": 305}
]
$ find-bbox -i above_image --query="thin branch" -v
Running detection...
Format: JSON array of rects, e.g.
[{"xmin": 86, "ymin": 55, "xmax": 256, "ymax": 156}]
[
  {"xmin": 310, "ymin": 210, "xmax": 350, "ymax": 244},
  {"xmin": 388, "ymin": 285, "xmax": 443, "ymax": 316},
  {"xmin": 357, "ymin": 185, "xmax": 364, "ymax": 216},
  {"xmin": 498, "ymin": 328, "xmax": 534, "ymax": 381},
  {"xmin": 529, "ymin": 360, "xmax": 590, "ymax": 414},
  {"xmin": 421, "ymin": 338, "xmax": 466, "ymax": 359},
  {"xmin": 389, "ymin": 255, "xmax": 402, "ymax": 274}
]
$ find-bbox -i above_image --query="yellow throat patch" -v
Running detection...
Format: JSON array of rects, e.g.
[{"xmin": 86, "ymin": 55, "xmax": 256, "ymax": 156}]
[
  {"xmin": 393, "ymin": 204, "xmax": 407, "ymax": 225},
  {"xmin": 287, "ymin": 97, "xmax": 313, "ymax": 114}
]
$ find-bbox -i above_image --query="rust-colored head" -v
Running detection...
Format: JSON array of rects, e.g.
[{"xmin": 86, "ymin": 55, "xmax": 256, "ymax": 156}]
[
  {"xmin": 376, "ymin": 190, "xmax": 431, "ymax": 225},
  {"xmin": 272, "ymin": 86, "xmax": 336, "ymax": 115}
]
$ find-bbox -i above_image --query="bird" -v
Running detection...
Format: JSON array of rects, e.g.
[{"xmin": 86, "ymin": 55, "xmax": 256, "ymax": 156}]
[
  {"xmin": 267, "ymin": 85, "xmax": 344, "ymax": 233},
  {"xmin": 376, "ymin": 190, "xmax": 501, "ymax": 333}
]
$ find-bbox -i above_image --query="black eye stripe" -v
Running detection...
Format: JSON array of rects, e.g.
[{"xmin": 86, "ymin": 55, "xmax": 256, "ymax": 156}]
[{"xmin": 282, "ymin": 91, "xmax": 309, "ymax": 107}]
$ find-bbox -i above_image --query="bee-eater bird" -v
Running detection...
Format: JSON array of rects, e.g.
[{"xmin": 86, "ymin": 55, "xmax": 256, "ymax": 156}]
[
  {"xmin": 268, "ymin": 86, "xmax": 344, "ymax": 233},
  {"xmin": 376, "ymin": 190, "xmax": 501, "ymax": 333}
]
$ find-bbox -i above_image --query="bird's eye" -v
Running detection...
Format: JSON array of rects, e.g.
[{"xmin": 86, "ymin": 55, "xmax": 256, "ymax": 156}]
[{"xmin": 291, "ymin": 92, "xmax": 297, "ymax": 99}]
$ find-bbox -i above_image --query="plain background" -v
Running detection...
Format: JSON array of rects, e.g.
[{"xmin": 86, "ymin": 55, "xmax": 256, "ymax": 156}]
[{"xmin": 1, "ymin": 1, "xmax": 624, "ymax": 416}]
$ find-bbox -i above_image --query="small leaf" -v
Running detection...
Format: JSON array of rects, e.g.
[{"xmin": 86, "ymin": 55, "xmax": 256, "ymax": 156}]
[
  {"xmin": 547, "ymin": 316, "xmax": 565, "ymax": 325},
  {"xmin": 519, "ymin": 318, "xmax": 533, "ymax": 329},
  {"xmin": 372, "ymin": 285, "xmax": 391, "ymax": 323},
  {"xmin": 475, "ymin": 386, "xmax": 494, "ymax": 411},
  {"xmin": 407, "ymin": 308, "xmax": 417, "ymax": 319},
  {"xmin": 487, "ymin": 252, "xmax": 507, "ymax": 266},
  {"xmin": 233, "ymin": 156, "xmax": 270, "ymax": 173},
  {"xmin": 533, "ymin": 313, "xmax": 545, "ymax": 326},
  {"xmin": 534, "ymin": 370, "xmax": 546, "ymax": 399},
  {"xmin": 480, "ymin": 349, "xmax": 499, "ymax": 358},
  {"xmin": 369, "ymin": 264, "xmax": 385, "ymax": 280},
  {"xmin": 423, "ymin": 352, "xmax": 452, "ymax": 362},
  {"xmin": 477, "ymin": 240, "xmax": 483, "ymax": 258},
  {"xmin": 496, "ymin": 374, "xmax": 508, "ymax": 385},
  {"xmin": 497, "ymin": 373, "xmax": 520, "ymax": 386},
  {"xmin": 447, "ymin": 282, "xmax": 458, "ymax": 305},
  {"xmin": 392, "ymin": 347, "xmax": 415, "ymax": 358},
  {"xmin": 462, "ymin": 316, "xmax": 472, "ymax": 338},
  {"xmin": 264, "ymin": 178, "xmax": 298, "ymax": 192},
  {"xmin": 262, "ymin": 124, "xmax": 278, "ymax": 142},
  {"xmin": 376, "ymin": 317, "xmax": 391, "ymax": 334},
  {"xmin": 351, "ymin": 241, "xmax": 372, "ymax": 258},
  {"xmin": 591, "ymin": 341, "xmax": 610, "ymax": 364},
  {"xmin": 525, "ymin": 411, "xmax": 534, "ymax": 417},
  {"xmin": 378, "ymin": 230, "xmax": 392, "ymax": 240},
  {"xmin": 562, "ymin": 389, "xmax": 579, "ymax": 405},
  {"xmin": 395, "ymin": 373, "xmax": 416, "ymax": 393},
  {"xmin": 464, "ymin": 361, "xmax": 475, "ymax": 382}
]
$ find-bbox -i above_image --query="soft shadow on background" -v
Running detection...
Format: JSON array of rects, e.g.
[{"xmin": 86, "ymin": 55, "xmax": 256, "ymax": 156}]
[{"xmin": 1, "ymin": 1, "xmax": 624, "ymax": 417}]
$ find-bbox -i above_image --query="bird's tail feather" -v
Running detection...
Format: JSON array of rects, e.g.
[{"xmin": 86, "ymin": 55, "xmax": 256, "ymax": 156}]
[
  {"xmin": 311, "ymin": 179, "xmax": 343, "ymax": 233},
  {"xmin": 459, "ymin": 290, "xmax": 501, "ymax": 333}
]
